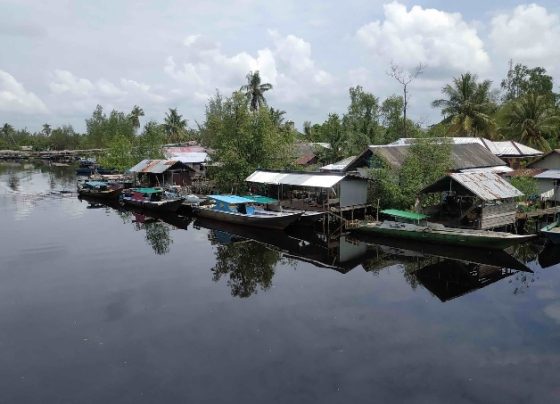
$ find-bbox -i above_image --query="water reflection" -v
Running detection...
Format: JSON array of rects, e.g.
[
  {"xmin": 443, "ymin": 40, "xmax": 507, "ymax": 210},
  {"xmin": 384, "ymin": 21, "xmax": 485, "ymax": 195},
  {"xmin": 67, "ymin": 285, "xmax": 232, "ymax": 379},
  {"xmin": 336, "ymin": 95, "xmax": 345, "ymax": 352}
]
[{"xmin": 211, "ymin": 240, "xmax": 280, "ymax": 298}]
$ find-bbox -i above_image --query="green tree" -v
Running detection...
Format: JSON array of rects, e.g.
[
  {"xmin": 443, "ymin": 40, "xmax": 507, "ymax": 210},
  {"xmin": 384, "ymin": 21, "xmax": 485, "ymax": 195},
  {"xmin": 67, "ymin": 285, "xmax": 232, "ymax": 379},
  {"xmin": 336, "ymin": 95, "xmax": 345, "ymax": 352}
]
[
  {"xmin": 510, "ymin": 176, "xmax": 538, "ymax": 202},
  {"xmin": 199, "ymin": 91, "xmax": 295, "ymax": 191},
  {"xmin": 343, "ymin": 86, "xmax": 381, "ymax": 152},
  {"xmin": 501, "ymin": 61, "xmax": 556, "ymax": 102},
  {"xmin": 432, "ymin": 72, "xmax": 497, "ymax": 138},
  {"xmin": 41, "ymin": 123, "xmax": 52, "ymax": 137},
  {"xmin": 501, "ymin": 92, "xmax": 560, "ymax": 152},
  {"xmin": 370, "ymin": 138, "xmax": 452, "ymax": 209},
  {"xmin": 240, "ymin": 71, "xmax": 273, "ymax": 111},
  {"xmin": 129, "ymin": 105, "xmax": 145, "ymax": 131},
  {"xmin": 136, "ymin": 121, "xmax": 165, "ymax": 160},
  {"xmin": 318, "ymin": 113, "xmax": 347, "ymax": 162},
  {"xmin": 163, "ymin": 108, "xmax": 187, "ymax": 143}
]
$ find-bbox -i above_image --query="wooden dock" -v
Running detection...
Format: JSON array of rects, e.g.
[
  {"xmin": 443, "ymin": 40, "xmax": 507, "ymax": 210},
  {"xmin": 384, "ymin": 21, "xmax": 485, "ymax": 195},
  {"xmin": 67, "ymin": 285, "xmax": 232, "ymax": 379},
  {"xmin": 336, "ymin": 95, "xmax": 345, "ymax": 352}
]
[{"xmin": 517, "ymin": 206, "xmax": 560, "ymax": 220}]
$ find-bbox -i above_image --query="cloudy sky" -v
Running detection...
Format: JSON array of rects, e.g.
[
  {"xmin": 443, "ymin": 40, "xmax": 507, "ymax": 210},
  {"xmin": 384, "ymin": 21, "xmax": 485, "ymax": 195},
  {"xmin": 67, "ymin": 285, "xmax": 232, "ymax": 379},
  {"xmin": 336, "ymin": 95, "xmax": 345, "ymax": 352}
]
[{"xmin": 1, "ymin": 0, "xmax": 560, "ymax": 132}]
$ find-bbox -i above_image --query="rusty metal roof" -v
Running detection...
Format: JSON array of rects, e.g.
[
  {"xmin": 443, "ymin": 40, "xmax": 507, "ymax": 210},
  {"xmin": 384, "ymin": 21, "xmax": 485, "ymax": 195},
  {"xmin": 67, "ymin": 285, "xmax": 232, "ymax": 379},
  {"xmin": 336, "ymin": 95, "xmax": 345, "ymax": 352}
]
[
  {"xmin": 422, "ymin": 172, "xmax": 523, "ymax": 201},
  {"xmin": 128, "ymin": 159, "xmax": 191, "ymax": 174}
]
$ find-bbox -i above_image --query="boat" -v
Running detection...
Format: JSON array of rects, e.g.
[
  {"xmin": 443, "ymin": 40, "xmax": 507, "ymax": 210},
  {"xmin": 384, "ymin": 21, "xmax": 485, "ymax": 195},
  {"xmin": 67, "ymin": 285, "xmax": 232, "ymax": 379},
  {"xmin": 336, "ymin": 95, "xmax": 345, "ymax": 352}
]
[
  {"xmin": 120, "ymin": 187, "xmax": 184, "ymax": 213},
  {"xmin": 539, "ymin": 217, "xmax": 560, "ymax": 244},
  {"xmin": 352, "ymin": 209, "xmax": 534, "ymax": 250},
  {"xmin": 77, "ymin": 180, "xmax": 123, "ymax": 199},
  {"xmin": 193, "ymin": 195, "xmax": 302, "ymax": 230},
  {"xmin": 241, "ymin": 194, "xmax": 325, "ymax": 225}
]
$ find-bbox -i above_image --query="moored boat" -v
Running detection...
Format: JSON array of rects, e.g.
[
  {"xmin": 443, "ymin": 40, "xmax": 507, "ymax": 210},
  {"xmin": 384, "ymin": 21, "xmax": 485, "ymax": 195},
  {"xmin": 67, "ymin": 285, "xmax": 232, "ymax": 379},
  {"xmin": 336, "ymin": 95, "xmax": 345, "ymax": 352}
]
[
  {"xmin": 539, "ymin": 218, "xmax": 560, "ymax": 244},
  {"xmin": 193, "ymin": 195, "xmax": 302, "ymax": 230},
  {"xmin": 352, "ymin": 209, "xmax": 534, "ymax": 250},
  {"xmin": 77, "ymin": 180, "xmax": 123, "ymax": 199},
  {"xmin": 121, "ymin": 187, "xmax": 184, "ymax": 213}
]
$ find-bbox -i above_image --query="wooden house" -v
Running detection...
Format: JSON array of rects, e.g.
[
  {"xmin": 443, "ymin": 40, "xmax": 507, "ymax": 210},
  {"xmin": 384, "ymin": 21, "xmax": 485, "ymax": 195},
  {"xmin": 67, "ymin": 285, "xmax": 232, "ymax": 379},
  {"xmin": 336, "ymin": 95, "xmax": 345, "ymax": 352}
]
[
  {"xmin": 128, "ymin": 159, "xmax": 195, "ymax": 187},
  {"xmin": 420, "ymin": 172, "xmax": 523, "ymax": 230}
]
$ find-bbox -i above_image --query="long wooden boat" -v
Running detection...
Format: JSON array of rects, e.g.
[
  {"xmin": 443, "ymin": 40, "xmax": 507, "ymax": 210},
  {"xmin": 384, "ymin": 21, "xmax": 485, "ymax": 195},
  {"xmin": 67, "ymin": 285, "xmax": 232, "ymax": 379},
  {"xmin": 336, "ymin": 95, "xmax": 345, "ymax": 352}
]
[
  {"xmin": 352, "ymin": 209, "xmax": 534, "ymax": 250},
  {"xmin": 121, "ymin": 187, "xmax": 184, "ymax": 213},
  {"xmin": 77, "ymin": 180, "xmax": 122, "ymax": 199},
  {"xmin": 193, "ymin": 195, "xmax": 302, "ymax": 230},
  {"xmin": 539, "ymin": 218, "xmax": 560, "ymax": 244}
]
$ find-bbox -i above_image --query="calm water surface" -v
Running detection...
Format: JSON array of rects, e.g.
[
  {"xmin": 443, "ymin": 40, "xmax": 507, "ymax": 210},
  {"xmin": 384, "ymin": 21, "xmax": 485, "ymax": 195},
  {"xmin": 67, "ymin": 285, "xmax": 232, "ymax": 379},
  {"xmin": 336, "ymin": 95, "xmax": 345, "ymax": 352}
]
[{"xmin": 1, "ymin": 162, "xmax": 560, "ymax": 404}]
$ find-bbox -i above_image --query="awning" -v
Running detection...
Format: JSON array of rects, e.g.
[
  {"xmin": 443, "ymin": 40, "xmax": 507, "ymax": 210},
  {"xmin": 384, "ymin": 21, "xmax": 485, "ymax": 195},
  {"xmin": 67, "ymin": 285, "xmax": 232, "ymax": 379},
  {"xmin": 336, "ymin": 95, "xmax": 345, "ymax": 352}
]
[{"xmin": 246, "ymin": 170, "xmax": 345, "ymax": 188}]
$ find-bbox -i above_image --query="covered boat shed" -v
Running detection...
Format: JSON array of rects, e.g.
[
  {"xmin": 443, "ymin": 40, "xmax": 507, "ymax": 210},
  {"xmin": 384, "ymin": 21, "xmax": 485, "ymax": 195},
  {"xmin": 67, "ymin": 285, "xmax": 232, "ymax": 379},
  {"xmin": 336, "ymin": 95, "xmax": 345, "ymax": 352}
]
[
  {"xmin": 420, "ymin": 172, "xmax": 523, "ymax": 230},
  {"xmin": 129, "ymin": 159, "xmax": 195, "ymax": 187},
  {"xmin": 245, "ymin": 170, "xmax": 369, "ymax": 213}
]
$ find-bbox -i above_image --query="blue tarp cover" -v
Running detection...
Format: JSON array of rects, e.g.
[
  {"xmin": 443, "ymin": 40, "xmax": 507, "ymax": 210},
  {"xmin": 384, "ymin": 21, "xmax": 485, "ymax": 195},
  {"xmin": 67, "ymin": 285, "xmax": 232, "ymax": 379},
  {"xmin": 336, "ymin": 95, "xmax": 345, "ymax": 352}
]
[{"xmin": 209, "ymin": 195, "xmax": 254, "ymax": 204}]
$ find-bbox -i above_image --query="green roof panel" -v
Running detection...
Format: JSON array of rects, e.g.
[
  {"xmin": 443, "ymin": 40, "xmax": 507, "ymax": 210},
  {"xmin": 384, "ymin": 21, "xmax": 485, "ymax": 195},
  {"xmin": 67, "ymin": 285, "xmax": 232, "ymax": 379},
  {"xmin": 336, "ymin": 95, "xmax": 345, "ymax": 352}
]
[{"xmin": 381, "ymin": 209, "xmax": 428, "ymax": 220}]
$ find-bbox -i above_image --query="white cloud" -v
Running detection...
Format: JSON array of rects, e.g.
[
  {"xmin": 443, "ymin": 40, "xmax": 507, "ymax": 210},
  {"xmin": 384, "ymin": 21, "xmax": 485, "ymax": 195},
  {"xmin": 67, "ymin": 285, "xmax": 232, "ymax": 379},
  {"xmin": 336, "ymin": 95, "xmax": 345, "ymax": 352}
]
[
  {"xmin": 356, "ymin": 1, "xmax": 490, "ymax": 73},
  {"xmin": 164, "ymin": 31, "xmax": 334, "ymax": 106},
  {"xmin": 490, "ymin": 4, "xmax": 560, "ymax": 72},
  {"xmin": 48, "ymin": 70, "xmax": 166, "ymax": 110},
  {"xmin": 0, "ymin": 70, "xmax": 48, "ymax": 114},
  {"xmin": 49, "ymin": 70, "xmax": 94, "ymax": 96}
]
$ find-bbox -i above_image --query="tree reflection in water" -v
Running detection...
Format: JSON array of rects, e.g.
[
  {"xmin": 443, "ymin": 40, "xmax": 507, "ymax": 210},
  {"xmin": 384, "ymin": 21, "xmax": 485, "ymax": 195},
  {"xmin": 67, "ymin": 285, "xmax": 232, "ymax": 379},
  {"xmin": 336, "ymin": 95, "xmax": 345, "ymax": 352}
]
[
  {"xmin": 143, "ymin": 221, "xmax": 173, "ymax": 255},
  {"xmin": 211, "ymin": 241, "xmax": 280, "ymax": 298}
]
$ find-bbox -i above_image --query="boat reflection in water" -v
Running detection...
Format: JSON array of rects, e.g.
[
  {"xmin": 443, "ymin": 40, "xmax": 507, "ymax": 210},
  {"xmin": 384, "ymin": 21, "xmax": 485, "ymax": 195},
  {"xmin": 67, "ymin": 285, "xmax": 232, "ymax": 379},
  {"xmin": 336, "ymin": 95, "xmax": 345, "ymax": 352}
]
[{"xmin": 77, "ymin": 196, "xmax": 536, "ymax": 302}]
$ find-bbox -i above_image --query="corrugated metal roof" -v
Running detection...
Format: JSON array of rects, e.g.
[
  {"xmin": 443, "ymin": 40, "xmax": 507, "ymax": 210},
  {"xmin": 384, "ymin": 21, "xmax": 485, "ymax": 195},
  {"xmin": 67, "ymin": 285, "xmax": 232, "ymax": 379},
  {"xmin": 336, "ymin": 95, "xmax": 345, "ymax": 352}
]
[
  {"xmin": 320, "ymin": 156, "xmax": 356, "ymax": 172},
  {"xmin": 388, "ymin": 137, "xmax": 542, "ymax": 157},
  {"xmin": 370, "ymin": 143, "xmax": 506, "ymax": 171},
  {"xmin": 246, "ymin": 170, "xmax": 346, "ymax": 188},
  {"xmin": 422, "ymin": 172, "xmax": 523, "ymax": 200},
  {"xmin": 450, "ymin": 172, "xmax": 523, "ymax": 200},
  {"xmin": 128, "ymin": 159, "xmax": 187, "ymax": 174},
  {"xmin": 534, "ymin": 169, "xmax": 560, "ymax": 180},
  {"xmin": 460, "ymin": 166, "xmax": 513, "ymax": 174},
  {"xmin": 504, "ymin": 168, "xmax": 546, "ymax": 177},
  {"xmin": 171, "ymin": 152, "xmax": 209, "ymax": 164}
]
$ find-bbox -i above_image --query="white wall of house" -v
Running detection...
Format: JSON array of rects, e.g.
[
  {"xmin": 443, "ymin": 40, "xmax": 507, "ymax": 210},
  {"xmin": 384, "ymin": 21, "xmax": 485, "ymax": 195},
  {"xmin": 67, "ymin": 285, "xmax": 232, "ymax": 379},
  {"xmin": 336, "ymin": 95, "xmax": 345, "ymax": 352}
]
[{"xmin": 339, "ymin": 179, "xmax": 368, "ymax": 207}]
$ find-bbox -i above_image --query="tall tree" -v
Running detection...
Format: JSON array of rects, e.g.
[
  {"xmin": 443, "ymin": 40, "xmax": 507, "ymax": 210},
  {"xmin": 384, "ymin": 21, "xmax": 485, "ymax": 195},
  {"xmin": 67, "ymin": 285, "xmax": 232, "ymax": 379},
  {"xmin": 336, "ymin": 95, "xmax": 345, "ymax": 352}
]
[
  {"xmin": 501, "ymin": 93, "xmax": 560, "ymax": 152},
  {"xmin": 432, "ymin": 72, "xmax": 497, "ymax": 137},
  {"xmin": 41, "ymin": 123, "xmax": 52, "ymax": 137},
  {"xmin": 388, "ymin": 63, "xmax": 424, "ymax": 137},
  {"xmin": 501, "ymin": 61, "xmax": 556, "ymax": 102},
  {"xmin": 343, "ymin": 86, "xmax": 381, "ymax": 150},
  {"xmin": 163, "ymin": 108, "xmax": 187, "ymax": 143},
  {"xmin": 129, "ymin": 105, "xmax": 145, "ymax": 131},
  {"xmin": 240, "ymin": 71, "xmax": 273, "ymax": 111}
]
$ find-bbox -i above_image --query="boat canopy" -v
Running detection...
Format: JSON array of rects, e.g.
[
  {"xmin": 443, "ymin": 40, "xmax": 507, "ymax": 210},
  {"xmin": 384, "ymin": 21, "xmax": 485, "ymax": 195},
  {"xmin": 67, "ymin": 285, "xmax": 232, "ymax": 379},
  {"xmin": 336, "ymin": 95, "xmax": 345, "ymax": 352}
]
[
  {"xmin": 84, "ymin": 180, "xmax": 108, "ymax": 188},
  {"xmin": 381, "ymin": 209, "xmax": 428, "ymax": 221},
  {"xmin": 241, "ymin": 195, "xmax": 278, "ymax": 204},
  {"xmin": 209, "ymin": 195, "xmax": 254, "ymax": 204},
  {"xmin": 131, "ymin": 187, "xmax": 163, "ymax": 194}
]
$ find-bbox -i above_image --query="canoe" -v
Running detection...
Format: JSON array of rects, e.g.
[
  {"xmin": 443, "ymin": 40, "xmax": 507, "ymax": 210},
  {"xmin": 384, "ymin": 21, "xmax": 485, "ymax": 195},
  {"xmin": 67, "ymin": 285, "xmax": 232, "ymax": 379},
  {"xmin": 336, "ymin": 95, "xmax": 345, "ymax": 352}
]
[
  {"xmin": 193, "ymin": 195, "xmax": 302, "ymax": 230},
  {"xmin": 539, "ymin": 219, "xmax": 560, "ymax": 244},
  {"xmin": 352, "ymin": 220, "xmax": 534, "ymax": 250}
]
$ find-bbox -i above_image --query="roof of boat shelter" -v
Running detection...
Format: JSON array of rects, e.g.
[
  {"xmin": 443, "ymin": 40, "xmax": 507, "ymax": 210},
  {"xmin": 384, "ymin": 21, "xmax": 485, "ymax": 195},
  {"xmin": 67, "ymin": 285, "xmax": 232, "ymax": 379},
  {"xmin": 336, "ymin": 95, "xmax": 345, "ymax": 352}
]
[
  {"xmin": 421, "ymin": 172, "xmax": 523, "ymax": 201},
  {"xmin": 128, "ymin": 159, "xmax": 193, "ymax": 174},
  {"xmin": 246, "ymin": 170, "xmax": 347, "ymax": 188},
  {"xmin": 209, "ymin": 195, "xmax": 254, "ymax": 204}
]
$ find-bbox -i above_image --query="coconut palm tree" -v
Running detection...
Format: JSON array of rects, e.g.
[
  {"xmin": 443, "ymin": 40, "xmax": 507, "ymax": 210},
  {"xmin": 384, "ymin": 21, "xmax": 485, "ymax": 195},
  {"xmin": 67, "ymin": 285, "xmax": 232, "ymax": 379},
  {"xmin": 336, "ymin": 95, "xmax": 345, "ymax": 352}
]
[
  {"xmin": 240, "ymin": 71, "xmax": 273, "ymax": 111},
  {"xmin": 129, "ymin": 105, "xmax": 145, "ymax": 131},
  {"xmin": 501, "ymin": 93, "xmax": 560, "ymax": 152},
  {"xmin": 432, "ymin": 73, "xmax": 497, "ymax": 137},
  {"xmin": 163, "ymin": 108, "xmax": 187, "ymax": 143}
]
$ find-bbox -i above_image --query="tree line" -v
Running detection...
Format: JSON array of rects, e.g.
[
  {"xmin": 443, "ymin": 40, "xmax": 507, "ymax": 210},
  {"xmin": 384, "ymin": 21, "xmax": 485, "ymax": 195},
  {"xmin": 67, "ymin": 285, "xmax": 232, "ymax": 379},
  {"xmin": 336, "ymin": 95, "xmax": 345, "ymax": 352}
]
[{"xmin": 1, "ymin": 62, "xmax": 559, "ymax": 184}]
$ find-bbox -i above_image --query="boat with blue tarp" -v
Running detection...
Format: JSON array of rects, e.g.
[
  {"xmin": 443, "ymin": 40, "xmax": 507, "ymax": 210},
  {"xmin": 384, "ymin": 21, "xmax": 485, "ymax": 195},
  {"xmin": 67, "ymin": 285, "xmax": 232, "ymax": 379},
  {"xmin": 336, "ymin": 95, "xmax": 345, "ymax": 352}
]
[
  {"xmin": 121, "ymin": 187, "xmax": 184, "ymax": 213},
  {"xmin": 193, "ymin": 194, "xmax": 302, "ymax": 230},
  {"xmin": 352, "ymin": 209, "xmax": 534, "ymax": 250}
]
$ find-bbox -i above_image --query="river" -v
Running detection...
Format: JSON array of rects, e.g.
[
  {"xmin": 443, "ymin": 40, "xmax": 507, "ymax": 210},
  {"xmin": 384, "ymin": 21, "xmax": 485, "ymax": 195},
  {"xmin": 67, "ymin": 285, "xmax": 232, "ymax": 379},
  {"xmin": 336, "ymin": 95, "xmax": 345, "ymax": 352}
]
[{"xmin": 1, "ymin": 162, "xmax": 559, "ymax": 403}]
